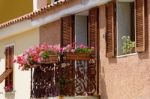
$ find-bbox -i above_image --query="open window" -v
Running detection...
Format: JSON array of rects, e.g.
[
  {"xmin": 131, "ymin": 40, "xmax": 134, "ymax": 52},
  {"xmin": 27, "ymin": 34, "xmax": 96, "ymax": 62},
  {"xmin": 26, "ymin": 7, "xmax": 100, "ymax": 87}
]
[
  {"xmin": 117, "ymin": 0, "xmax": 135, "ymax": 55},
  {"xmin": 75, "ymin": 11, "xmax": 88, "ymax": 47}
]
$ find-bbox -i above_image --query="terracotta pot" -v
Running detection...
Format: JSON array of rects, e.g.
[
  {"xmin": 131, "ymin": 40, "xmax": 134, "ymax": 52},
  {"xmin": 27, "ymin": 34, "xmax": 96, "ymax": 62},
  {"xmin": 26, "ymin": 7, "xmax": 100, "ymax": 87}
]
[
  {"xmin": 64, "ymin": 53, "xmax": 92, "ymax": 60},
  {"xmin": 41, "ymin": 55, "xmax": 59, "ymax": 64}
]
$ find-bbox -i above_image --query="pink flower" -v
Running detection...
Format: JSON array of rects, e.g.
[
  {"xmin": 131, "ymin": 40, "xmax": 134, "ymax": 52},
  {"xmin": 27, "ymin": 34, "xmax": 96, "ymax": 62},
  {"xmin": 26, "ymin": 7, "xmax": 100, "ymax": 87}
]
[
  {"xmin": 91, "ymin": 47, "xmax": 94, "ymax": 50},
  {"xmin": 15, "ymin": 43, "xmax": 94, "ymax": 70},
  {"xmin": 71, "ymin": 49, "xmax": 75, "ymax": 53},
  {"xmin": 60, "ymin": 48, "xmax": 64, "ymax": 53},
  {"xmin": 37, "ymin": 58, "xmax": 42, "ymax": 63},
  {"xmin": 79, "ymin": 44, "xmax": 87, "ymax": 48}
]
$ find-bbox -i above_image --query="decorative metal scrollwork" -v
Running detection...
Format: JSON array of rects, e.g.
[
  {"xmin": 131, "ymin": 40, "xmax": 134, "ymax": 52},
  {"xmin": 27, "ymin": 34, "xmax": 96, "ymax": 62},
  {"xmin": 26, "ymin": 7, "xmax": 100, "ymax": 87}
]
[{"xmin": 31, "ymin": 57, "xmax": 96, "ymax": 98}]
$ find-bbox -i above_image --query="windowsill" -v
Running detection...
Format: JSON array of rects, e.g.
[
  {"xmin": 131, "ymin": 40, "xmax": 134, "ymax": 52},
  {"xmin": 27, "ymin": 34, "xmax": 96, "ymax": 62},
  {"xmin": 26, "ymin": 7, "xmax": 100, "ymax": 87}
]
[{"xmin": 117, "ymin": 53, "xmax": 137, "ymax": 58}]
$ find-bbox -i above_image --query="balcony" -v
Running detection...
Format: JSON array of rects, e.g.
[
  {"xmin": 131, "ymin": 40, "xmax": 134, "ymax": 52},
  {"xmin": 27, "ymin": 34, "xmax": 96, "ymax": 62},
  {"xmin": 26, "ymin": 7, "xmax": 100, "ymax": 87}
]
[
  {"xmin": 30, "ymin": 53, "xmax": 99, "ymax": 99},
  {"xmin": 15, "ymin": 44, "xmax": 100, "ymax": 99}
]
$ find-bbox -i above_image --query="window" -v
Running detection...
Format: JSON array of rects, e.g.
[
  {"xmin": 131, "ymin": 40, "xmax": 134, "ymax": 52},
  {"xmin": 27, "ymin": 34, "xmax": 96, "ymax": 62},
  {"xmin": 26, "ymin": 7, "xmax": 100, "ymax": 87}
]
[
  {"xmin": 106, "ymin": 0, "xmax": 147, "ymax": 57},
  {"xmin": 75, "ymin": 12, "xmax": 88, "ymax": 47},
  {"xmin": 5, "ymin": 46, "xmax": 14, "ymax": 92},
  {"xmin": 117, "ymin": 1, "xmax": 135, "ymax": 55}
]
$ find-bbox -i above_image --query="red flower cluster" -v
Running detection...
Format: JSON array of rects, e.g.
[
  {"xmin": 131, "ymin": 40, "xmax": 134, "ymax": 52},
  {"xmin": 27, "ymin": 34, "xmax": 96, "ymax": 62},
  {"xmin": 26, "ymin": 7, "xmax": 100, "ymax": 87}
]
[
  {"xmin": 14, "ymin": 44, "xmax": 60, "ymax": 70},
  {"xmin": 14, "ymin": 43, "xmax": 94, "ymax": 70}
]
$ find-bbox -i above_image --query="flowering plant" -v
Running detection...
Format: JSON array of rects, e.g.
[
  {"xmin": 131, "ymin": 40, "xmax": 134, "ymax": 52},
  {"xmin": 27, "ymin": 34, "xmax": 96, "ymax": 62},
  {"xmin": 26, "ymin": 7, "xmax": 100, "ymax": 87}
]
[
  {"xmin": 63, "ymin": 44, "xmax": 94, "ymax": 54},
  {"xmin": 15, "ymin": 44, "xmax": 60, "ymax": 70},
  {"xmin": 4, "ymin": 84, "xmax": 13, "ymax": 92},
  {"xmin": 15, "ymin": 43, "xmax": 94, "ymax": 70}
]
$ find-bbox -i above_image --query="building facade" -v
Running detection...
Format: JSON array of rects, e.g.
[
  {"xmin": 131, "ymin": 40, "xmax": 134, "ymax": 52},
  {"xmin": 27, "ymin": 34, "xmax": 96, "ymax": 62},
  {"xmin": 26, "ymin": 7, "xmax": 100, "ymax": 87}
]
[{"xmin": 0, "ymin": 0, "xmax": 149, "ymax": 99}]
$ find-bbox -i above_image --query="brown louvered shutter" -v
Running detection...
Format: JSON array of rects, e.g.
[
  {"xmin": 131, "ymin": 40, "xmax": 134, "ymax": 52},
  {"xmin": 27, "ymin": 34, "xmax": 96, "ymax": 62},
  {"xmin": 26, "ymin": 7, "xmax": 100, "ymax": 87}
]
[
  {"xmin": 106, "ymin": 1, "xmax": 115, "ymax": 58},
  {"xmin": 61, "ymin": 15, "xmax": 74, "ymax": 47},
  {"xmin": 88, "ymin": 7, "xmax": 99, "ymax": 94},
  {"xmin": 5, "ymin": 46, "xmax": 14, "ymax": 88},
  {"xmin": 135, "ymin": 0, "xmax": 147, "ymax": 52},
  {"xmin": 61, "ymin": 15, "xmax": 75, "ymax": 95},
  {"xmin": 5, "ymin": 46, "xmax": 14, "ymax": 69},
  {"xmin": 88, "ymin": 7, "xmax": 99, "ymax": 52}
]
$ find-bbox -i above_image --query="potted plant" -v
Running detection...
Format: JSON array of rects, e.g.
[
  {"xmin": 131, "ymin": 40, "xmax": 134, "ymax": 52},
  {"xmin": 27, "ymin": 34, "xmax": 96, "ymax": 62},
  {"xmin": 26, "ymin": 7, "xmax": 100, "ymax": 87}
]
[
  {"xmin": 63, "ymin": 44, "xmax": 94, "ymax": 60},
  {"xmin": 15, "ymin": 44, "xmax": 60, "ymax": 70},
  {"xmin": 122, "ymin": 36, "xmax": 135, "ymax": 54},
  {"xmin": 15, "ymin": 43, "xmax": 95, "ymax": 70}
]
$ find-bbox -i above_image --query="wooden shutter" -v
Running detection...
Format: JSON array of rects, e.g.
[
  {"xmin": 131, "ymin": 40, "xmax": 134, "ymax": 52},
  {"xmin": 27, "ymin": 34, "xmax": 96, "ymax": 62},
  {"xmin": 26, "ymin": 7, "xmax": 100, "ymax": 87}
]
[
  {"xmin": 5, "ymin": 46, "xmax": 14, "ymax": 86},
  {"xmin": 61, "ymin": 16, "xmax": 75, "ymax": 95},
  {"xmin": 106, "ymin": 1, "xmax": 115, "ymax": 58},
  {"xmin": 88, "ymin": 7, "xmax": 99, "ymax": 51},
  {"xmin": 61, "ymin": 15, "xmax": 74, "ymax": 47},
  {"xmin": 135, "ymin": 0, "xmax": 146, "ymax": 52},
  {"xmin": 88, "ymin": 7, "xmax": 99, "ymax": 94},
  {"xmin": 5, "ymin": 46, "xmax": 14, "ymax": 69}
]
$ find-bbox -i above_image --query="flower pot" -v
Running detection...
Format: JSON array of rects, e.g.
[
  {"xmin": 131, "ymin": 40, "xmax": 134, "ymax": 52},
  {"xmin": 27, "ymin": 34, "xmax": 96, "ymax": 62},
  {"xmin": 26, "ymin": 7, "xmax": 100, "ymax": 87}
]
[
  {"xmin": 41, "ymin": 55, "xmax": 59, "ymax": 64},
  {"xmin": 64, "ymin": 53, "xmax": 92, "ymax": 60}
]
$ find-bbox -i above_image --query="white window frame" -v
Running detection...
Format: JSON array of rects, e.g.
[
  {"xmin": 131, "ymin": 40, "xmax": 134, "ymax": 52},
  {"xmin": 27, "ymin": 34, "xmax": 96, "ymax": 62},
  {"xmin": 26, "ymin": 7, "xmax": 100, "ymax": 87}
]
[{"xmin": 116, "ymin": 0, "xmax": 136, "ymax": 56}]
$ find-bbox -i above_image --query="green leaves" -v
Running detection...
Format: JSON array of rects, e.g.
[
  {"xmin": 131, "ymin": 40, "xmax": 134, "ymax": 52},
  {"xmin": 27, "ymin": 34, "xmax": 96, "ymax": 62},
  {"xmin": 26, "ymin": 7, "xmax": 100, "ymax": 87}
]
[
  {"xmin": 75, "ymin": 47, "xmax": 93, "ymax": 54},
  {"xmin": 122, "ymin": 36, "xmax": 135, "ymax": 54},
  {"xmin": 40, "ymin": 51, "xmax": 50, "ymax": 59}
]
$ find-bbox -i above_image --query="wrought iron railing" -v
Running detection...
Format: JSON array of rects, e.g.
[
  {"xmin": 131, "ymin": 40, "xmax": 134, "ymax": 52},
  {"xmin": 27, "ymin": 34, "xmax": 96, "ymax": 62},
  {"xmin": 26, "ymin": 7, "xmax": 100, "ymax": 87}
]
[{"xmin": 31, "ymin": 54, "xmax": 96, "ymax": 98}]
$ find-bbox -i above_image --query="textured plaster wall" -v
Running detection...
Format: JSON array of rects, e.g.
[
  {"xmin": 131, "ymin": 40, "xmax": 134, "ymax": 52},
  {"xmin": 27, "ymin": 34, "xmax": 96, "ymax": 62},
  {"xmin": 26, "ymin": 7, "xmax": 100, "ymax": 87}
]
[
  {"xmin": 0, "ymin": 29, "xmax": 39, "ymax": 99},
  {"xmin": 40, "ymin": 20, "xmax": 61, "ymax": 45},
  {"xmin": 99, "ymin": 1, "xmax": 150, "ymax": 99}
]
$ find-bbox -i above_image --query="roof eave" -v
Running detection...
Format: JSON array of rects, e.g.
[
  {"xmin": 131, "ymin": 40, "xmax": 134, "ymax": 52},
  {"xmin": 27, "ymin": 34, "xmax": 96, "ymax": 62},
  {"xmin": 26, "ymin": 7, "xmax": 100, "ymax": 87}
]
[{"xmin": 0, "ymin": 0, "xmax": 111, "ymax": 40}]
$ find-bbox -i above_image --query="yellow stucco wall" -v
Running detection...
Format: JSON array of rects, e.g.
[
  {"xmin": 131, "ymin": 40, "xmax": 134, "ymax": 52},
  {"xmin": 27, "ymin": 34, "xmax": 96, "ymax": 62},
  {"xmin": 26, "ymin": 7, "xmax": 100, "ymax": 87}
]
[
  {"xmin": 0, "ymin": 28, "xmax": 39, "ymax": 99},
  {"xmin": 0, "ymin": 0, "xmax": 33, "ymax": 24}
]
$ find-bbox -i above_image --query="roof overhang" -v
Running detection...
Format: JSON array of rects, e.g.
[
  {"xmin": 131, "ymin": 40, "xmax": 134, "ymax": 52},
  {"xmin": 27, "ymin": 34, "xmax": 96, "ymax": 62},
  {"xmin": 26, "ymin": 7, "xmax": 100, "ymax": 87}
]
[
  {"xmin": 0, "ymin": 0, "xmax": 111, "ymax": 40},
  {"xmin": 32, "ymin": 0, "xmax": 111, "ymax": 27},
  {"xmin": 0, "ymin": 20, "xmax": 35, "ymax": 40}
]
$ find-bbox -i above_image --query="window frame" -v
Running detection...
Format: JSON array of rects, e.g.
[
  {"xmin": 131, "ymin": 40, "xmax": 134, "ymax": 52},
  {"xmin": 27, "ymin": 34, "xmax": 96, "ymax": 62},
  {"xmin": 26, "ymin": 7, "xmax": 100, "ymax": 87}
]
[{"xmin": 116, "ymin": 1, "xmax": 136, "ymax": 56}]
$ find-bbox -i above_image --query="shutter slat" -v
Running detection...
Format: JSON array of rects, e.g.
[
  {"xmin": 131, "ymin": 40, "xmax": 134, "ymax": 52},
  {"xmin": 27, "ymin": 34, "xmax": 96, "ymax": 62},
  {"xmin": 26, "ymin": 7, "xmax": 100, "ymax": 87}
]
[
  {"xmin": 88, "ymin": 8, "xmax": 99, "ymax": 49},
  {"xmin": 88, "ymin": 7, "xmax": 99, "ymax": 94},
  {"xmin": 5, "ymin": 46, "xmax": 14, "ymax": 86},
  {"xmin": 61, "ymin": 15, "xmax": 74, "ymax": 47},
  {"xmin": 135, "ymin": 0, "xmax": 146, "ymax": 52},
  {"xmin": 106, "ymin": 2, "xmax": 115, "ymax": 57}
]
